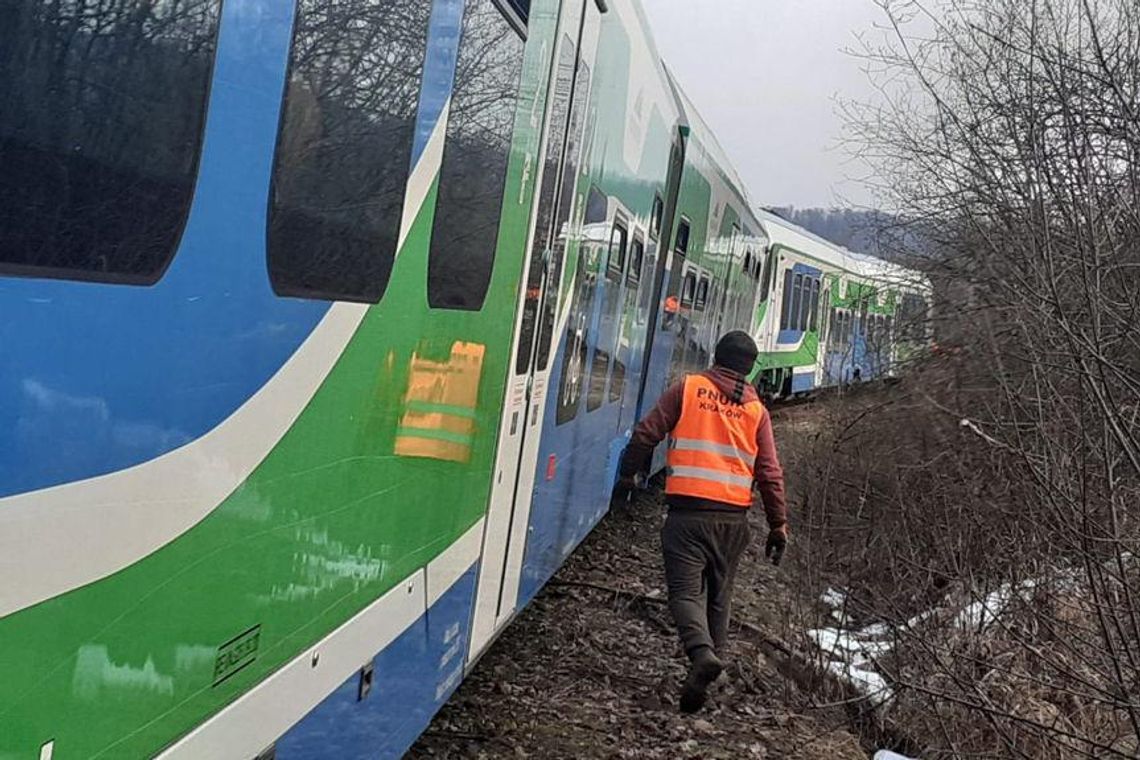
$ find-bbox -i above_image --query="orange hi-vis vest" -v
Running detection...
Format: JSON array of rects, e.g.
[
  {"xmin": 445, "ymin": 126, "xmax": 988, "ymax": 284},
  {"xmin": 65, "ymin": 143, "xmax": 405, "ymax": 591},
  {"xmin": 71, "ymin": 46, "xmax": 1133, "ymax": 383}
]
[{"xmin": 665, "ymin": 374, "xmax": 764, "ymax": 507}]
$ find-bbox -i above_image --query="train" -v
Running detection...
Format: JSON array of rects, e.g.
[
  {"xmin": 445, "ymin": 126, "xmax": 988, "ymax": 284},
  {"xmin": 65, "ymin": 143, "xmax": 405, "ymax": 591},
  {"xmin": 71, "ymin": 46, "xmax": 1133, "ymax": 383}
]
[{"xmin": 0, "ymin": 0, "xmax": 930, "ymax": 757}]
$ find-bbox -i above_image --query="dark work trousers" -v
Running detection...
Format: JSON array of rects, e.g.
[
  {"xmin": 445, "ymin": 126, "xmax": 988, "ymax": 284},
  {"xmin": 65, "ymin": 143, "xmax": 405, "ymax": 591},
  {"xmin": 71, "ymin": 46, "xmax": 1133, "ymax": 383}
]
[{"xmin": 661, "ymin": 508, "xmax": 752, "ymax": 659}]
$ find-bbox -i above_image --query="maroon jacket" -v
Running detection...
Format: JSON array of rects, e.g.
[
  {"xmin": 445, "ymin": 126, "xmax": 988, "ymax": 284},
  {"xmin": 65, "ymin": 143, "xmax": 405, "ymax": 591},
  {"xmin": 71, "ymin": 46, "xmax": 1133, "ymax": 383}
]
[{"xmin": 620, "ymin": 366, "xmax": 788, "ymax": 530}]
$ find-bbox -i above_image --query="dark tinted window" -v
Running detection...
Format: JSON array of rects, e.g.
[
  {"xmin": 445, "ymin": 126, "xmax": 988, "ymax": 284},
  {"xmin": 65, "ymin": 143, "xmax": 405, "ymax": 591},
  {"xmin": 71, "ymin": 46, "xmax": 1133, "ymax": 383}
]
[
  {"xmin": 681, "ymin": 272, "xmax": 696, "ymax": 308},
  {"xmin": 514, "ymin": 35, "xmax": 576, "ymax": 374},
  {"xmin": 585, "ymin": 339, "xmax": 609, "ymax": 412},
  {"xmin": 268, "ymin": 0, "xmax": 430, "ymax": 302},
  {"xmin": 0, "ymin": 0, "xmax": 221, "ymax": 283},
  {"xmin": 809, "ymin": 278, "xmax": 821, "ymax": 330},
  {"xmin": 428, "ymin": 0, "xmax": 525, "ymax": 310},
  {"xmin": 779, "ymin": 270, "xmax": 793, "ymax": 329},
  {"xmin": 606, "ymin": 224, "xmax": 627, "ymax": 281},
  {"xmin": 798, "ymin": 276, "xmax": 812, "ymax": 329},
  {"xmin": 610, "ymin": 231, "xmax": 641, "ymax": 403},
  {"xmin": 660, "ymin": 218, "xmax": 689, "ymax": 333},
  {"xmin": 585, "ymin": 220, "xmax": 626, "ymax": 411},
  {"xmin": 584, "ymin": 184, "xmax": 609, "ymax": 224},
  {"xmin": 674, "ymin": 219, "xmax": 690, "ymax": 255},
  {"xmin": 695, "ymin": 276, "xmax": 709, "ymax": 311},
  {"xmin": 536, "ymin": 56, "xmax": 591, "ymax": 371},
  {"xmin": 638, "ymin": 242, "xmax": 657, "ymax": 313},
  {"xmin": 504, "ymin": 0, "xmax": 529, "ymax": 23},
  {"xmin": 759, "ymin": 249, "xmax": 775, "ymax": 300},
  {"xmin": 628, "ymin": 238, "xmax": 644, "ymax": 286},
  {"xmin": 555, "ymin": 242, "xmax": 599, "ymax": 425},
  {"xmin": 650, "ymin": 194, "xmax": 664, "ymax": 239}
]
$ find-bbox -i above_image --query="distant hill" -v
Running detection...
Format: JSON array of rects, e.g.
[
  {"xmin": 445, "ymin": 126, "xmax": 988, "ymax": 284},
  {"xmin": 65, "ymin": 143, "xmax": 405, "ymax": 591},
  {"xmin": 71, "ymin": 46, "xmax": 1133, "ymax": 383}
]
[{"xmin": 765, "ymin": 207, "xmax": 895, "ymax": 260}]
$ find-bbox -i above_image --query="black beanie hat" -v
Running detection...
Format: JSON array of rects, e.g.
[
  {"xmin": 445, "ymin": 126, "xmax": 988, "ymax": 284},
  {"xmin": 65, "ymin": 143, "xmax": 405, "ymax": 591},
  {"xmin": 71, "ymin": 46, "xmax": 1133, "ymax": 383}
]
[{"xmin": 714, "ymin": 330, "xmax": 759, "ymax": 375}]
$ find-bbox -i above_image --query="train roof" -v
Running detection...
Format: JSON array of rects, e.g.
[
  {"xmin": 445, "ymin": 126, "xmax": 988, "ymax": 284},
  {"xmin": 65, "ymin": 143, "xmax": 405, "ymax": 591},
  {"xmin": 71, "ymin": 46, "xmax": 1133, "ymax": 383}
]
[{"xmin": 756, "ymin": 208, "xmax": 930, "ymax": 292}]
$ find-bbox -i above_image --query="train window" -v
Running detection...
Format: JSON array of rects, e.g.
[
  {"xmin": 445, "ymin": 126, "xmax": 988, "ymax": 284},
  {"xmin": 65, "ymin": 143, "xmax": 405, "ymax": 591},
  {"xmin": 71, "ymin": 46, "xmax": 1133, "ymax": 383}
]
[
  {"xmin": 695, "ymin": 276, "xmax": 709, "ymax": 311},
  {"xmin": 584, "ymin": 184, "xmax": 609, "ymax": 225},
  {"xmin": 900, "ymin": 294, "xmax": 928, "ymax": 341},
  {"xmin": 628, "ymin": 237, "xmax": 644, "ymax": 287},
  {"xmin": 514, "ymin": 37, "xmax": 573, "ymax": 372},
  {"xmin": 268, "ymin": 0, "xmax": 430, "ymax": 302},
  {"xmin": 501, "ymin": 0, "xmax": 529, "ymax": 26},
  {"xmin": 428, "ymin": 0, "xmax": 525, "ymax": 311},
  {"xmin": 522, "ymin": 40, "xmax": 588, "ymax": 373},
  {"xmin": 742, "ymin": 250, "xmax": 752, "ymax": 274},
  {"xmin": 759, "ymin": 250, "xmax": 775, "ymax": 300},
  {"xmin": 606, "ymin": 222, "xmax": 628, "ymax": 281},
  {"xmin": 585, "ymin": 220, "xmax": 627, "ymax": 413},
  {"xmin": 611, "ymin": 234, "xmax": 643, "ymax": 403},
  {"xmin": 650, "ymin": 194, "xmax": 664, "ymax": 239},
  {"xmin": 809, "ymin": 278, "xmax": 821, "ymax": 331},
  {"xmin": 778, "ymin": 269, "xmax": 793, "ymax": 329},
  {"xmin": 638, "ymin": 243, "xmax": 657, "ymax": 313},
  {"xmin": 799, "ymin": 276, "xmax": 809, "ymax": 330},
  {"xmin": 0, "ymin": 0, "xmax": 221, "ymax": 284},
  {"xmin": 790, "ymin": 274, "xmax": 804, "ymax": 330},
  {"xmin": 681, "ymin": 272, "xmax": 697, "ymax": 308},
  {"xmin": 536, "ymin": 56, "xmax": 592, "ymax": 371},
  {"xmin": 609, "ymin": 357, "xmax": 626, "ymax": 403},
  {"xmin": 585, "ymin": 341, "xmax": 608, "ymax": 412},
  {"xmin": 555, "ymin": 242, "xmax": 599, "ymax": 426},
  {"xmin": 820, "ymin": 287, "xmax": 830, "ymax": 335},
  {"xmin": 674, "ymin": 219, "xmax": 691, "ymax": 256},
  {"xmin": 660, "ymin": 216, "xmax": 691, "ymax": 337}
]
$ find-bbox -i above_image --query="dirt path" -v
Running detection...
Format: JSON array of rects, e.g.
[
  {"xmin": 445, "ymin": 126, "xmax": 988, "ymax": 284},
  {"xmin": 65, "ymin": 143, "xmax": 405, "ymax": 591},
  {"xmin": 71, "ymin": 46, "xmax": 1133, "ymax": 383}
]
[{"xmin": 408, "ymin": 409, "xmax": 868, "ymax": 759}]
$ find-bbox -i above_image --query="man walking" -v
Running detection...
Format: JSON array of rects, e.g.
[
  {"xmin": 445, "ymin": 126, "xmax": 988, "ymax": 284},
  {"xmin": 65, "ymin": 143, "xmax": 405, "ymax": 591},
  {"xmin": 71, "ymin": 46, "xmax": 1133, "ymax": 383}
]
[{"xmin": 618, "ymin": 331, "xmax": 787, "ymax": 713}]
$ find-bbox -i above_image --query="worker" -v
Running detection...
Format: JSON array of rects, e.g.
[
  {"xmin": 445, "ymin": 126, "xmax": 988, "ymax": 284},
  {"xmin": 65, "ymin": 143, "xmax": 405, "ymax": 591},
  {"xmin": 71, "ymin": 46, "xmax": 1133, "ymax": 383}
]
[{"xmin": 617, "ymin": 330, "xmax": 787, "ymax": 713}]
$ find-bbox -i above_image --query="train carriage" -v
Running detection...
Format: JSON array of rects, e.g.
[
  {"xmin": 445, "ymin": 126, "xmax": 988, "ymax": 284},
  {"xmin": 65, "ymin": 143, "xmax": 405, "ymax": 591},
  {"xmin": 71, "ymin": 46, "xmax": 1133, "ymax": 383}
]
[
  {"xmin": 0, "ymin": 0, "xmax": 928, "ymax": 757},
  {"xmin": 752, "ymin": 209, "xmax": 932, "ymax": 396}
]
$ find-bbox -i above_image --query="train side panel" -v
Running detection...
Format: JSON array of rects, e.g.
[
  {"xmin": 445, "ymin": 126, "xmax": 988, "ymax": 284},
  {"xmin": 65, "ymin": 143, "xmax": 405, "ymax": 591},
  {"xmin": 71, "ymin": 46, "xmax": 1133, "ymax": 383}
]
[{"xmin": 0, "ymin": 0, "xmax": 557, "ymax": 756}]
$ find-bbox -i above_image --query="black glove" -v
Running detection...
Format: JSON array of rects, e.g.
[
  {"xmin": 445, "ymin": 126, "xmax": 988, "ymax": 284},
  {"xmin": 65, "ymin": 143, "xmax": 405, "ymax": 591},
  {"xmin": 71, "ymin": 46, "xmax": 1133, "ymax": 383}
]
[
  {"xmin": 765, "ymin": 528, "xmax": 787, "ymax": 566},
  {"xmin": 612, "ymin": 473, "xmax": 641, "ymax": 502}
]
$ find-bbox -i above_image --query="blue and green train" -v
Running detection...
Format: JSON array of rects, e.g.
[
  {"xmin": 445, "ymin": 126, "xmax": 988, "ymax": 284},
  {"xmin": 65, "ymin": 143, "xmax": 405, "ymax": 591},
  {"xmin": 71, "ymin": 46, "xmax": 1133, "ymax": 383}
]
[{"xmin": 0, "ymin": 0, "xmax": 928, "ymax": 757}]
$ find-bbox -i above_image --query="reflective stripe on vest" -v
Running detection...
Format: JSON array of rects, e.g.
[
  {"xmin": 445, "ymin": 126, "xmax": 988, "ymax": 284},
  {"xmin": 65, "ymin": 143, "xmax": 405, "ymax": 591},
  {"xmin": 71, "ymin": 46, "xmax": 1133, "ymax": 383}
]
[
  {"xmin": 670, "ymin": 437, "xmax": 756, "ymax": 462},
  {"xmin": 665, "ymin": 374, "xmax": 764, "ymax": 507},
  {"xmin": 666, "ymin": 465, "xmax": 754, "ymax": 489}
]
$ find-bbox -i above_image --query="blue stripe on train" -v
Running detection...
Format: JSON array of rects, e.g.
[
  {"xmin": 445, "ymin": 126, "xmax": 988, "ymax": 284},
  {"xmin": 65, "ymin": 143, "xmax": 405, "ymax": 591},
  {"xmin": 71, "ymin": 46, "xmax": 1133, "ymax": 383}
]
[
  {"xmin": 791, "ymin": 371, "xmax": 815, "ymax": 393},
  {"xmin": 275, "ymin": 565, "xmax": 478, "ymax": 760}
]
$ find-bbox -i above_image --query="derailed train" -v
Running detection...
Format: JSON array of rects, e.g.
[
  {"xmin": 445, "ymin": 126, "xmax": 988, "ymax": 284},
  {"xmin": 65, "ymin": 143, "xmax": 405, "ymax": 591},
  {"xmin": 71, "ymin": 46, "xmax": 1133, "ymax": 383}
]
[{"xmin": 0, "ymin": 0, "xmax": 929, "ymax": 756}]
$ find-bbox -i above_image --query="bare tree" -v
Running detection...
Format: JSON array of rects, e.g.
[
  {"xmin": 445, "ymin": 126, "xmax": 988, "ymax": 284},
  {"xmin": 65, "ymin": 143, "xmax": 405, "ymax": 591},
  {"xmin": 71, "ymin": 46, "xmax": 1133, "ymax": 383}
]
[{"xmin": 791, "ymin": 1, "xmax": 1140, "ymax": 756}]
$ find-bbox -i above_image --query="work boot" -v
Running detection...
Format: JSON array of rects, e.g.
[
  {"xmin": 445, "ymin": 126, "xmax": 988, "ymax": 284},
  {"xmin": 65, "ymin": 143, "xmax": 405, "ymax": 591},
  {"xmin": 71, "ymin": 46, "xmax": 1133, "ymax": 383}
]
[{"xmin": 679, "ymin": 646, "xmax": 723, "ymax": 713}]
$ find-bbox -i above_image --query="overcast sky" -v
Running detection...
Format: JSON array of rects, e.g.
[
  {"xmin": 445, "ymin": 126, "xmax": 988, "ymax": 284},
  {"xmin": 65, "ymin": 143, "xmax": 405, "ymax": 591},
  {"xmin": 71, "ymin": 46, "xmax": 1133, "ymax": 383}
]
[{"xmin": 643, "ymin": 1, "xmax": 887, "ymax": 210}]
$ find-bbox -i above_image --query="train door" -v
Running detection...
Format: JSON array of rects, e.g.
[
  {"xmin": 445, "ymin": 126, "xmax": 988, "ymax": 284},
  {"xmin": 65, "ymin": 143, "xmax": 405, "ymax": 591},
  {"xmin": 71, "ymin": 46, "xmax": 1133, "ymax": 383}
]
[
  {"xmin": 468, "ymin": 0, "xmax": 601, "ymax": 663},
  {"xmin": 634, "ymin": 134, "xmax": 686, "ymax": 418}
]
